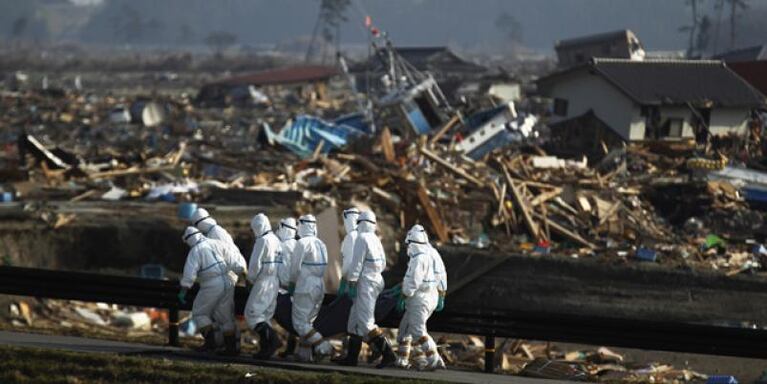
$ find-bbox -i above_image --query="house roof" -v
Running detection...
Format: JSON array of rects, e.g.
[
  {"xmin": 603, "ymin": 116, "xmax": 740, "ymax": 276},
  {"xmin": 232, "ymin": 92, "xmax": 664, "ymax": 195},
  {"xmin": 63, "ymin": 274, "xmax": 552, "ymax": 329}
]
[
  {"xmin": 729, "ymin": 61, "xmax": 767, "ymax": 98},
  {"xmin": 555, "ymin": 30, "xmax": 632, "ymax": 50},
  {"xmin": 538, "ymin": 58, "xmax": 766, "ymax": 108},
  {"xmin": 712, "ymin": 45, "xmax": 767, "ymax": 63},
  {"xmin": 212, "ymin": 65, "xmax": 339, "ymax": 87},
  {"xmin": 350, "ymin": 46, "xmax": 486, "ymax": 74}
]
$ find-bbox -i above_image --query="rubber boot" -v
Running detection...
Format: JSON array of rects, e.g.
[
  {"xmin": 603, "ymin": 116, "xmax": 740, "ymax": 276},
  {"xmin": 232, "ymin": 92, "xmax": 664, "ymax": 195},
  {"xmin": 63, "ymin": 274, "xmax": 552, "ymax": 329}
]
[
  {"xmin": 195, "ymin": 328, "xmax": 217, "ymax": 353},
  {"xmin": 220, "ymin": 334, "xmax": 238, "ymax": 356},
  {"xmin": 331, "ymin": 334, "xmax": 350, "ymax": 363},
  {"xmin": 335, "ymin": 334, "xmax": 362, "ymax": 366},
  {"xmin": 279, "ymin": 335, "xmax": 297, "ymax": 358},
  {"xmin": 367, "ymin": 340, "xmax": 382, "ymax": 363},
  {"xmin": 371, "ymin": 335, "xmax": 397, "ymax": 369},
  {"xmin": 253, "ymin": 323, "xmax": 272, "ymax": 359}
]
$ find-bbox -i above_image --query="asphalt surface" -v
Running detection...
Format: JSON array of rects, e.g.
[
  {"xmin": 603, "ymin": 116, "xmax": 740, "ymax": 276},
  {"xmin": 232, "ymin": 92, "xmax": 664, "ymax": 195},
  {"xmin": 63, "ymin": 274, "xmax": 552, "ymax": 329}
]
[{"xmin": 0, "ymin": 331, "xmax": 575, "ymax": 384}]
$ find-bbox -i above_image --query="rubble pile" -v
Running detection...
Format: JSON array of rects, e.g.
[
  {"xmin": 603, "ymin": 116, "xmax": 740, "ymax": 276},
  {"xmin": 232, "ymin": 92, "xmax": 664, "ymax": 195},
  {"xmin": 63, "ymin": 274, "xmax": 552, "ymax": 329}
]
[
  {"xmin": 2, "ymin": 82, "xmax": 766, "ymax": 276},
  {"xmin": 437, "ymin": 335, "xmax": 708, "ymax": 383}
]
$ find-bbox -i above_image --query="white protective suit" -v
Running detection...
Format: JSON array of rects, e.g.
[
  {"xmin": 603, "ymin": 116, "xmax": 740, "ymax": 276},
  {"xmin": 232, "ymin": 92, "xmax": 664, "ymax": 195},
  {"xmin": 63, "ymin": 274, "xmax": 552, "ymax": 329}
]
[
  {"xmin": 396, "ymin": 225, "xmax": 444, "ymax": 370},
  {"xmin": 410, "ymin": 225, "xmax": 448, "ymax": 294},
  {"xmin": 276, "ymin": 217, "xmax": 298, "ymax": 288},
  {"xmin": 340, "ymin": 208, "xmax": 360, "ymax": 278},
  {"xmin": 345, "ymin": 211, "xmax": 386, "ymax": 340},
  {"xmin": 180, "ymin": 227, "xmax": 243, "ymax": 333},
  {"xmin": 244, "ymin": 213, "xmax": 282, "ymax": 329},
  {"xmin": 289, "ymin": 214, "xmax": 333, "ymax": 361},
  {"xmin": 191, "ymin": 208, "xmax": 247, "ymax": 286}
]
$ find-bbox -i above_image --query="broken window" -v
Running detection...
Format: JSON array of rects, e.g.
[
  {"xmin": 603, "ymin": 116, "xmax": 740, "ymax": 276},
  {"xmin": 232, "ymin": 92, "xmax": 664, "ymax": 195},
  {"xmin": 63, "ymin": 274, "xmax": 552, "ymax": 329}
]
[{"xmin": 659, "ymin": 118, "xmax": 684, "ymax": 138}]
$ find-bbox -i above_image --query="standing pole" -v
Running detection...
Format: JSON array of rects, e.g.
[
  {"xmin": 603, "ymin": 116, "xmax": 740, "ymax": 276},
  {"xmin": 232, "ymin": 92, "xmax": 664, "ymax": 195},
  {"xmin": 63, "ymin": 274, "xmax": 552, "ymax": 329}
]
[
  {"xmin": 484, "ymin": 335, "xmax": 495, "ymax": 373},
  {"xmin": 168, "ymin": 308, "xmax": 179, "ymax": 347}
]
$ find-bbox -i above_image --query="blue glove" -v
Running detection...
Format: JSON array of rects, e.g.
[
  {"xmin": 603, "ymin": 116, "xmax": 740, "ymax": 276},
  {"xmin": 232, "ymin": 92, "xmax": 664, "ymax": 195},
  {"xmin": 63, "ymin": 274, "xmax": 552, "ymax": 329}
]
[
  {"xmin": 396, "ymin": 294, "xmax": 407, "ymax": 313},
  {"xmin": 337, "ymin": 279, "xmax": 348, "ymax": 297},
  {"xmin": 288, "ymin": 283, "xmax": 296, "ymax": 296},
  {"xmin": 348, "ymin": 281, "xmax": 358, "ymax": 300},
  {"xmin": 177, "ymin": 288, "xmax": 187, "ymax": 305},
  {"xmin": 436, "ymin": 294, "xmax": 445, "ymax": 312}
]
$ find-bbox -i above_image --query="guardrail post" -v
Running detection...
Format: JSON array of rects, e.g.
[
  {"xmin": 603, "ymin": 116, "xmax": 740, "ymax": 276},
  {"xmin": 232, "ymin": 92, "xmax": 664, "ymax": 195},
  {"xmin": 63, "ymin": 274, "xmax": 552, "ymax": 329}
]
[
  {"xmin": 169, "ymin": 308, "xmax": 179, "ymax": 347},
  {"xmin": 484, "ymin": 335, "xmax": 495, "ymax": 373}
]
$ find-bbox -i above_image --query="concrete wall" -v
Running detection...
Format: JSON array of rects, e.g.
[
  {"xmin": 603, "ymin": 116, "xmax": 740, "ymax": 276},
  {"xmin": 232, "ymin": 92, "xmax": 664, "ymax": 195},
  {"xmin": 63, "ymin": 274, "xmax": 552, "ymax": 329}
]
[{"xmin": 546, "ymin": 72, "xmax": 639, "ymax": 140}]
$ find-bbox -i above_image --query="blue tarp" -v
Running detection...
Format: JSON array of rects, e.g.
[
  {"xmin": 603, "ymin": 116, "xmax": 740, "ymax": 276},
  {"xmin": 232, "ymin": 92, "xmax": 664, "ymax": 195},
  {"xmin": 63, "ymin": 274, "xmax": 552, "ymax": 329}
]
[{"xmin": 269, "ymin": 115, "xmax": 369, "ymax": 158}]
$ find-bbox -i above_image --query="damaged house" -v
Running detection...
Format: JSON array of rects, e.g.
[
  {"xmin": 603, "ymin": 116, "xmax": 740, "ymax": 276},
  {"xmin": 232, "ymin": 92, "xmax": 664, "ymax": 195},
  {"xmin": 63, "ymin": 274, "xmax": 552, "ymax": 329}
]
[
  {"xmin": 195, "ymin": 65, "xmax": 341, "ymax": 107},
  {"xmin": 537, "ymin": 58, "xmax": 766, "ymax": 158},
  {"xmin": 555, "ymin": 29, "xmax": 646, "ymax": 69}
]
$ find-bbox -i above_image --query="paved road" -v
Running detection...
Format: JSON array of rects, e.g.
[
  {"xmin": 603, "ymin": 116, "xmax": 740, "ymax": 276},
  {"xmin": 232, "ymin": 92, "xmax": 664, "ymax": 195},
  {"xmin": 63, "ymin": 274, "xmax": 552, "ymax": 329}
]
[{"xmin": 0, "ymin": 331, "xmax": 574, "ymax": 384}]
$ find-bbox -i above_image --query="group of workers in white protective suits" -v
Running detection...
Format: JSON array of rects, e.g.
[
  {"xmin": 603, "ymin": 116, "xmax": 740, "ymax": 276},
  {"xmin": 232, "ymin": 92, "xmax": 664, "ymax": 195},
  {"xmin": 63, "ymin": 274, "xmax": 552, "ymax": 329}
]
[{"xmin": 177, "ymin": 206, "xmax": 447, "ymax": 370}]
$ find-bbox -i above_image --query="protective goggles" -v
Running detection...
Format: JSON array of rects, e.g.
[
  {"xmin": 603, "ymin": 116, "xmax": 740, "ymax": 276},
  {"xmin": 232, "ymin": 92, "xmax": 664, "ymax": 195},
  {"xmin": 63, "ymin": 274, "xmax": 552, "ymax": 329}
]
[
  {"xmin": 343, "ymin": 209, "xmax": 360, "ymax": 218},
  {"xmin": 183, "ymin": 230, "xmax": 202, "ymax": 240},
  {"xmin": 193, "ymin": 216, "xmax": 211, "ymax": 226}
]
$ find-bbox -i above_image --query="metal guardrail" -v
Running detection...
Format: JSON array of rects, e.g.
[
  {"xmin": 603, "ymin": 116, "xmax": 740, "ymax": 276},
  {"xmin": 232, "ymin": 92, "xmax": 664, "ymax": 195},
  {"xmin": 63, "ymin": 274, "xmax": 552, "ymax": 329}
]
[{"xmin": 1, "ymin": 265, "xmax": 767, "ymax": 374}]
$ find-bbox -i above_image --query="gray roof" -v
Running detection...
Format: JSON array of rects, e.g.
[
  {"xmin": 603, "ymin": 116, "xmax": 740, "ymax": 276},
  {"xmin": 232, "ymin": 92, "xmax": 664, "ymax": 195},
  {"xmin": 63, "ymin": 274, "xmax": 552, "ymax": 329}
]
[
  {"xmin": 350, "ymin": 46, "xmax": 486, "ymax": 74},
  {"xmin": 555, "ymin": 30, "xmax": 630, "ymax": 49},
  {"xmin": 538, "ymin": 58, "xmax": 766, "ymax": 108},
  {"xmin": 712, "ymin": 45, "xmax": 767, "ymax": 63}
]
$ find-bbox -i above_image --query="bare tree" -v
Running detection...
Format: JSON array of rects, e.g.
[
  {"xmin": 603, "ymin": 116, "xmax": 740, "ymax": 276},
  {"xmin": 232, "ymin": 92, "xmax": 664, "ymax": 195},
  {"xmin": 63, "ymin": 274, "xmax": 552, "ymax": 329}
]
[
  {"xmin": 712, "ymin": 0, "xmax": 725, "ymax": 54},
  {"xmin": 679, "ymin": 0, "xmax": 704, "ymax": 57},
  {"xmin": 727, "ymin": 0, "xmax": 749, "ymax": 49},
  {"xmin": 696, "ymin": 15, "xmax": 712, "ymax": 54},
  {"xmin": 204, "ymin": 31, "xmax": 237, "ymax": 57}
]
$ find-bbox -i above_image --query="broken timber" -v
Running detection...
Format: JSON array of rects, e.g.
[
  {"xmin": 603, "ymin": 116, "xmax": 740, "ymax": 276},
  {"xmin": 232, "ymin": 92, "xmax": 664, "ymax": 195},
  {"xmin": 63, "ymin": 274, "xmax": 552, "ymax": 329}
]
[{"xmin": 419, "ymin": 147, "xmax": 484, "ymax": 187}]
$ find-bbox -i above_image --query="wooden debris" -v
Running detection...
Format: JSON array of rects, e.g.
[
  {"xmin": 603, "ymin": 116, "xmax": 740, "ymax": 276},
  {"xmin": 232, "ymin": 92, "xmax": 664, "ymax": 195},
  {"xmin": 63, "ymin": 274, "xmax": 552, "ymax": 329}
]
[
  {"xmin": 419, "ymin": 146, "xmax": 484, "ymax": 187},
  {"xmin": 380, "ymin": 126, "xmax": 396, "ymax": 163},
  {"xmin": 416, "ymin": 183, "xmax": 450, "ymax": 243}
]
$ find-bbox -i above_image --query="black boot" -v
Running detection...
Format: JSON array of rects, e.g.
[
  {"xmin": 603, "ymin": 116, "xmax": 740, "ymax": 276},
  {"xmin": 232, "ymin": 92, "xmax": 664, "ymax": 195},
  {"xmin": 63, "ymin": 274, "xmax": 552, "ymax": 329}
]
[
  {"xmin": 279, "ymin": 335, "xmax": 297, "ymax": 358},
  {"xmin": 253, "ymin": 323, "xmax": 279, "ymax": 359},
  {"xmin": 335, "ymin": 334, "xmax": 362, "ymax": 366},
  {"xmin": 367, "ymin": 337, "xmax": 382, "ymax": 363},
  {"xmin": 196, "ymin": 328, "xmax": 217, "ymax": 353},
  {"xmin": 331, "ymin": 334, "xmax": 350, "ymax": 363},
  {"xmin": 221, "ymin": 334, "xmax": 238, "ymax": 356},
  {"xmin": 371, "ymin": 335, "xmax": 397, "ymax": 369}
]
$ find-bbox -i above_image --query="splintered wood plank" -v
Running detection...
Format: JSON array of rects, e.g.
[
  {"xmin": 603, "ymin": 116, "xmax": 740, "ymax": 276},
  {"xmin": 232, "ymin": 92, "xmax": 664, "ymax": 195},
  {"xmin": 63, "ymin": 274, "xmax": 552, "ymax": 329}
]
[
  {"xmin": 417, "ymin": 183, "xmax": 450, "ymax": 243},
  {"xmin": 380, "ymin": 126, "xmax": 396, "ymax": 163}
]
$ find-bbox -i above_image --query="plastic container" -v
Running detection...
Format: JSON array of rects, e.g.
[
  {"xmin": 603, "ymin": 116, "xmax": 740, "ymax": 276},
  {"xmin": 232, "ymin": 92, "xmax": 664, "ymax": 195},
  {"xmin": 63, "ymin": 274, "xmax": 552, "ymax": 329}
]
[
  {"xmin": 0, "ymin": 192, "xmax": 13, "ymax": 203},
  {"xmin": 177, "ymin": 202, "xmax": 197, "ymax": 220},
  {"xmin": 635, "ymin": 247, "xmax": 657, "ymax": 262},
  {"xmin": 707, "ymin": 376, "xmax": 738, "ymax": 384}
]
